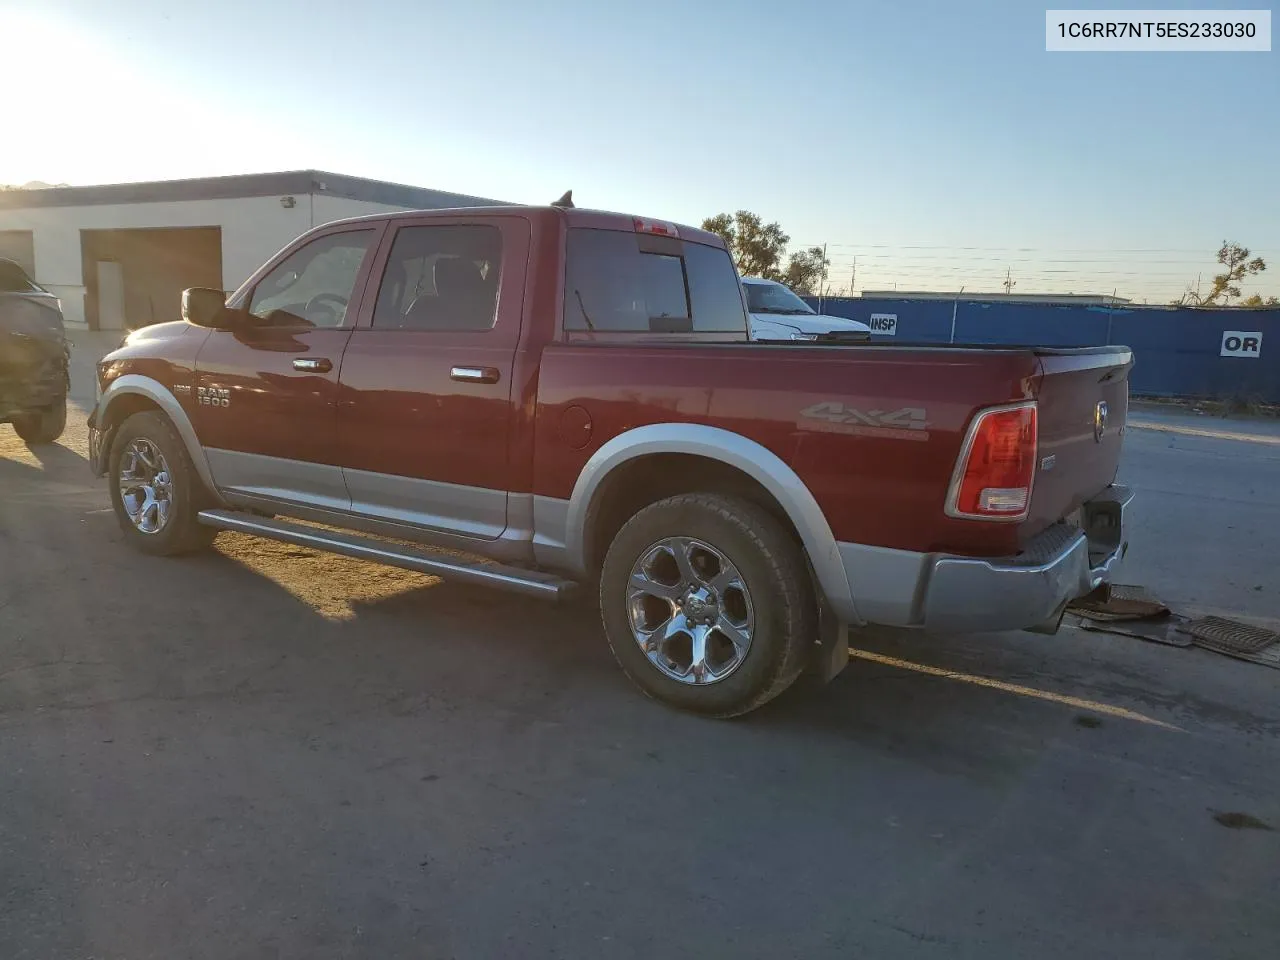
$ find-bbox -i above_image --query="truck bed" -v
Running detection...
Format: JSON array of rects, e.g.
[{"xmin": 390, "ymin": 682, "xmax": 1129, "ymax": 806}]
[{"xmin": 535, "ymin": 340, "xmax": 1131, "ymax": 558}]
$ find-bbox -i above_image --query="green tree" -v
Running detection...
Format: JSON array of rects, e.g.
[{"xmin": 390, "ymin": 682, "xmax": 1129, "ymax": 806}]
[
  {"xmin": 1176, "ymin": 241, "xmax": 1268, "ymax": 305},
  {"xmin": 783, "ymin": 246, "xmax": 830, "ymax": 294},
  {"xmin": 701, "ymin": 211, "xmax": 829, "ymax": 292},
  {"xmin": 702, "ymin": 211, "xmax": 789, "ymax": 279},
  {"xmin": 1240, "ymin": 294, "xmax": 1279, "ymax": 307}
]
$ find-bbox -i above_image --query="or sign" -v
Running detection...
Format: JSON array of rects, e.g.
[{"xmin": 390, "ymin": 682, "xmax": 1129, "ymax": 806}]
[
  {"xmin": 1220, "ymin": 330, "xmax": 1263, "ymax": 358},
  {"xmin": 868, "ymin": 313, "xmax": 898, "ymax": 336}
]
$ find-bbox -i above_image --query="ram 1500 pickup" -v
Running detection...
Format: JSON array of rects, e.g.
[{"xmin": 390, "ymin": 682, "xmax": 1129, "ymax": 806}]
[{"xmin": 87, "ymin": 203, "xmax": 1133, "ymax": 716}]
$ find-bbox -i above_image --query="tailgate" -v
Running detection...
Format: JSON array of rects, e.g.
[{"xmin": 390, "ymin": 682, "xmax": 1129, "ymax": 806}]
[{"xmin": 1025, "ymin": 346, "xmax": 1132, "ymax": 538}]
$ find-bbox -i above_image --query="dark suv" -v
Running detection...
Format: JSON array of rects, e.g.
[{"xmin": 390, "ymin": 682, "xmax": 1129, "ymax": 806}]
[{"xmin": 0, "ymin": 258, "xmax": 68, "ymax": 445}]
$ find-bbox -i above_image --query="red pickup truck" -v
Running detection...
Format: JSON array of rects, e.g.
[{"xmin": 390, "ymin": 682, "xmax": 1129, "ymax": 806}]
[{"xmin": 88, "ymin": 202, "xmax": 1133, "ymax": 716}]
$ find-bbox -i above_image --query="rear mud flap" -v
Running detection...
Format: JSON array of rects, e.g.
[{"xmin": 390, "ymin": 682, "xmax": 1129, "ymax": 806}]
[{"xmin": 808, "ymin": 598, "xmax": 850, "ymax": 683}]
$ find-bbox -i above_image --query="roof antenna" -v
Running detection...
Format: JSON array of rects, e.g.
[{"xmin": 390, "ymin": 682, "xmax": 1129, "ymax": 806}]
[{"xmin": 551, "ymin": 190, "xmax": 574, "ymax": 209}]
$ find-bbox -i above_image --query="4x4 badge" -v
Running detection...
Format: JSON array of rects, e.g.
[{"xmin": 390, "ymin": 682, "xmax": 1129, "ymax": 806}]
[{"xmin": 799, "ymin": 402, "xmax": 930, "ymax": 441}]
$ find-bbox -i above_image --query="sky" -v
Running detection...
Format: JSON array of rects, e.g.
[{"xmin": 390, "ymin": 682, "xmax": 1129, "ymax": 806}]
[{"xmin": 1, "ymin": 0, "xmax": 1276, "ymax": 301}]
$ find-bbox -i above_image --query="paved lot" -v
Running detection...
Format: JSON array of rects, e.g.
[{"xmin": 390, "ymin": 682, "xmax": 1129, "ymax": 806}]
[{"xmin": 2, "ymin": 340, "xmax": 1278, "ymax": 959}]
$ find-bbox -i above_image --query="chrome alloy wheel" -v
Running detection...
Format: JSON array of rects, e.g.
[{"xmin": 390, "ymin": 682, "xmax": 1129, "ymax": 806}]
[
  {"xmin": 626, "ymin": 537, "xmax": 755, "ymax": 684},
  {"xmin": 118, "ymin": 438, "xmax": 173, "ymax": 535}
]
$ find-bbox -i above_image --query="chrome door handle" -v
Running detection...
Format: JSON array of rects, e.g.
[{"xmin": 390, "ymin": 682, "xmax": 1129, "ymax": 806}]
[
  {"xmin": 450, "ymin": 366, "xmax": 501, "ymax": 384},
  {"xmin": 293, "ymin": 357, "xmax": 332, "ymax": 373}
]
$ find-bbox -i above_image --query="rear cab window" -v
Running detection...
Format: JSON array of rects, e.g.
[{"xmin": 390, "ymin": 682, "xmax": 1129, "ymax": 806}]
[{"xmin": 563, "ymin": 228, "xmax": 747, "ymax": 335}]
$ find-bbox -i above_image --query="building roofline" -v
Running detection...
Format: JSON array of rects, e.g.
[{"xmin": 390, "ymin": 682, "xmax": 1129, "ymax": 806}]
[{"xmin": 0, "ymin": 170, "xmax": 506, "ymax": 210}]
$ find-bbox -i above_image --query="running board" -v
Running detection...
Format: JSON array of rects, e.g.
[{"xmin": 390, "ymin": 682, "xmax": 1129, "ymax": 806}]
[{"xmin": 197, "ymin": 509, "xmax": 577, "ymax": 601}]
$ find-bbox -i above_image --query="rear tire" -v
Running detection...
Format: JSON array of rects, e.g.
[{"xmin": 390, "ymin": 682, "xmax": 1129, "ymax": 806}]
[
  {"xmin": 12, "ymin": 394, "xmax": 67, "ymax": 445},
  {"xmin": 108, "ymin": 411, "xmax": 217, "ymax": 556},
  {"xmin": 599, "ymin": 493, "xmax": 816, "ymax": 717}
]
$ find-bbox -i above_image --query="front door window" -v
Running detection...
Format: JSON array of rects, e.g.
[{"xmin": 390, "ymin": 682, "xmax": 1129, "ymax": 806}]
[{"xmin": 249, "ymin": 230, "xmax": 375, "ymax": 328}]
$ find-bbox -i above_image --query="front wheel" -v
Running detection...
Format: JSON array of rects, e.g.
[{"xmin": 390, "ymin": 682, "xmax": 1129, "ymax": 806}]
[
  {"xmin": 12, "ymin": 394, "xmax": 67, "ymax": 445},
  {"xmin": 599, "ymin": 493, "xmax": 816, "ymax": 717},
  {"xmin": 107, "ymin": 411, "xmax": 216, "ymax": 556}
]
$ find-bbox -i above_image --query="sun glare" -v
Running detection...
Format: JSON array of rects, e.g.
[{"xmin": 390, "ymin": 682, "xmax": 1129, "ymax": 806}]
[
  {"xmin": 0, "ymin": 11, "xmax": 128, "ymax": 184},
  {"xmin": 0, "ymin": 9, "xmax": 237, "ymax": 186}
]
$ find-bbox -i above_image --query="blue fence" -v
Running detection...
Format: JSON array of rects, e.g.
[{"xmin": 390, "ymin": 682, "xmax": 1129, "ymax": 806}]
[{"xmin": 801, "ymin": 297, "xmax": 1280, "ymax": 402}]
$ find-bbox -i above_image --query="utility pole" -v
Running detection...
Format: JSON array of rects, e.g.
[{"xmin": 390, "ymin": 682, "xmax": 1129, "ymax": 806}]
[
  {"xmin": 1003, "ymin": 267, "xmax": 1016, "ymax": 295},
  {"xmin": 818, "ymin": 242, "xmax": 828, "ymax": 311}
]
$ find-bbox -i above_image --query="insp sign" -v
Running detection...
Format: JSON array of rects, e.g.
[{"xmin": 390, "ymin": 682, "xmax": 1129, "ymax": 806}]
[
  {"xmin": 868, "ymin": 313, "xmax": 898, "ymax": 336},
  {"xmin": 1220, "ymin": 330, "xmax": 1263, "ymax": 358}
]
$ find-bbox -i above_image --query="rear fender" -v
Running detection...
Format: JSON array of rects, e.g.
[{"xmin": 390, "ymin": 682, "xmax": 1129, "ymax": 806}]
[{"xmin": 564, "ymin": 423, "xmax": 862, "ymax": 625}]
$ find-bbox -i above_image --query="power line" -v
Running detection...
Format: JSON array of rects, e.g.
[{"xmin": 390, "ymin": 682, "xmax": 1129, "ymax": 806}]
[
  {"xmin": 813, "ymin": 254, "xmax": 1212, "ymax": 264},
  {"xmin": 798, "ymin": 243, "xmax": 1221, "ymax": 253},
  {"xmin": 824, "ymin": 265, "xmax": 1209, "ymax": 279}
]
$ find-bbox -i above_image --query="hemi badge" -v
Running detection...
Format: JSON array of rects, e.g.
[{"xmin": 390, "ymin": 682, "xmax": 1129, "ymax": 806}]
[{"xmin": 1040, "ymin": 455, "xmax": 1057, "ymax": 471}]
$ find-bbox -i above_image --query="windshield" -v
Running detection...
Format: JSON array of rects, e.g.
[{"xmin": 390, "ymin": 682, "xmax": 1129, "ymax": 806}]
[{"xmin": 743, "ymin": 281, "xmax": 815, "ymax": 315}]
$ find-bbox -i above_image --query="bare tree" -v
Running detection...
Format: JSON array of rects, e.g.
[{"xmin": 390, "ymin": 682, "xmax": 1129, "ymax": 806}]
[{"xmin": 1175, "ymin": 241, "xmax": 1268, "ymax": 305}]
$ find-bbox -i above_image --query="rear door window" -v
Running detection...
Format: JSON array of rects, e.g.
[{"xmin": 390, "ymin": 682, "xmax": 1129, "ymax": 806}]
[
  {"xmin": 564, "ymin": 228, "xmax": 746, "ymax": 334},
  {"xmin": 372, "ymin": 224, "xmax": 502, "ymax": 331}
]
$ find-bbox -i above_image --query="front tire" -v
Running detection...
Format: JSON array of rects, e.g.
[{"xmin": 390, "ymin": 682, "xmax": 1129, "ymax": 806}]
[
  {"xmin": 108, "ymin": 411, "xmax": 216, "ymax": 556},
  {"xmin": 12, "ymin": 394, "xmax": 67, "ymax": 445},
  {"xmin": 599, "ymin": 493, "xmax": 816, "ymax": 717}
]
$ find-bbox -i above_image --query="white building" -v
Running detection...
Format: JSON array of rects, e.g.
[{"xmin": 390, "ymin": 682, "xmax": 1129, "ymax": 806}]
[{"xmin": 0, "ymin": 171, "xmax": 503, "ymax": 329}]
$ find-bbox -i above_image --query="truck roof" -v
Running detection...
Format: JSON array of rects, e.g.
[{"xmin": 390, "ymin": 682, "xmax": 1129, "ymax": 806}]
[{"xmin": 318, "ymin": 205, "xmax": 728, "ymax": 249}]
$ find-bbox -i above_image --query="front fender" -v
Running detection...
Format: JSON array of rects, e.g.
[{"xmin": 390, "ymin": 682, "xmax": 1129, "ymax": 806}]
[
  {"xmin": 563, "ymin": 423, "xmax": 862, "ymax": 625},
  {"xmin": 91, "ymin": 374, "xmax": 221, "ymax": 499}
]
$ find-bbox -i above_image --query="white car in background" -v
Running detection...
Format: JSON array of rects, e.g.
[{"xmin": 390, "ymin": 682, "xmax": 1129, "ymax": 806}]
[{"xmin": 741, "ymin": 276, "xmax": 871, "ymax": 341}]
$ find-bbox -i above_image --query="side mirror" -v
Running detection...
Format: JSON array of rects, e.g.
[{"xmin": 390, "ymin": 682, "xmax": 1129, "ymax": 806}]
[{"xmin": 182, "ymin": 287, "xmax": 236, "ymax": 328}]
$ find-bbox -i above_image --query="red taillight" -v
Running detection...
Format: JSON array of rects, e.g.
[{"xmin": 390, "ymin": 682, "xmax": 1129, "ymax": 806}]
[
  {"xmin": 946, "ymin": 402, "xmax": 1038, "ymax": 520},
  {"xmin": 633, "ymin": 217, "xmax": 679, "ymax": 238}
]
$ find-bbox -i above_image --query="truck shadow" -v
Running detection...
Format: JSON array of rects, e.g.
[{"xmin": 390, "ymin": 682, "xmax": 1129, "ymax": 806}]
[{"xmin": 331, "ymin": 577, "xmax": 1163, "ymax": 784}]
